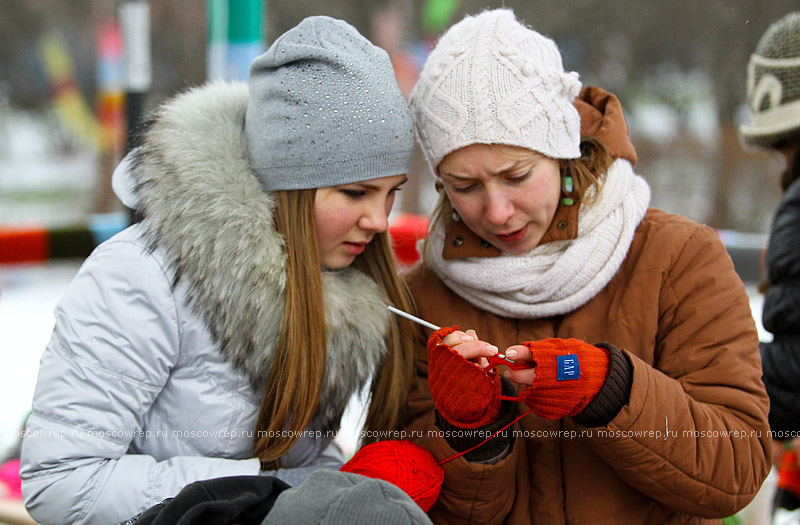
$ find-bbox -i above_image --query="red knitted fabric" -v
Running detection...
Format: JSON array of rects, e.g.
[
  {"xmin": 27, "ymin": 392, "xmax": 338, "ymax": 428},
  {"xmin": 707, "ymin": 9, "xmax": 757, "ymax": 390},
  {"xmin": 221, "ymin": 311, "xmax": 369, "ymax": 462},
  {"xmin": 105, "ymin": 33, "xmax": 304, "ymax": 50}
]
[
  {"xmin": 428, "ymin": 326, "xmax": 503, "ymax": 428},
  {"xmin": 778, "ymin": 450, "xmax": 800, "ymax": 499},
  {"xmin": 520, "ymin": 338, "xmax": 609, "ymax": 419}
]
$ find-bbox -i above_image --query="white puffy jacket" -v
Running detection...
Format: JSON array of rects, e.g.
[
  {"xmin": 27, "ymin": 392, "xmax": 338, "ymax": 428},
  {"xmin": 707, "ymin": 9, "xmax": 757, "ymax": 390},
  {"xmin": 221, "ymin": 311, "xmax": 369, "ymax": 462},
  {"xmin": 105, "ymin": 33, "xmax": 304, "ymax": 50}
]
[{"xmin": 21, "ymin": 82, "xmax": 391, "ymax": 524}]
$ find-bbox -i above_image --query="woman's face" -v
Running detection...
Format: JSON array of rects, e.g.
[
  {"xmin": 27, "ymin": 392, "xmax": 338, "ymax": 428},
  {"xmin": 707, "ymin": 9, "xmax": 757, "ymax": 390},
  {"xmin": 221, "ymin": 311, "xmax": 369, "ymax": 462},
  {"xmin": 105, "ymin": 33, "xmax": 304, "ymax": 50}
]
[
  {"xmin": 314, "ymin": 174, "xmax": 407, "ymax": 269},
  {"xmin": 438, "ymin": 144, "xmax": 561, "ymax": 255}
]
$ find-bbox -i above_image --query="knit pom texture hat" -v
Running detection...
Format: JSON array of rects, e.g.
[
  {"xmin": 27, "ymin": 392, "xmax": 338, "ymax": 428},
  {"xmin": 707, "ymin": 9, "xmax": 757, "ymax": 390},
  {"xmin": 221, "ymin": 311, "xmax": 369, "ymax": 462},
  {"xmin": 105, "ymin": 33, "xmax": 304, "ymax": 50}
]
[
  {"xmin": 261, "ymin": 470, "xmax": 434, "ymax": 524},
  {"xmin": 741, "ymin": 11, "xmax": 800, "ymax": 147},
  {"xmin": 246, "ymin": 16, "xmax": 415, "ymax": 191},
  {"xmin": 410, "ymin": 9, "xmax": 582, "ymax": 174}
]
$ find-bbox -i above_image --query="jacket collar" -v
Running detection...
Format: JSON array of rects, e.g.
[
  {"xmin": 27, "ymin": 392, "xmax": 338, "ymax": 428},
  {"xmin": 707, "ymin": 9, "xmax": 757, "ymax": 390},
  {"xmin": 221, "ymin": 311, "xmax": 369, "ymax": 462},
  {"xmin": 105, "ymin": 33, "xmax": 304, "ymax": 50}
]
[{"xmin": 442, "ymin": 199, "xmax": 580, "ymax": 260}]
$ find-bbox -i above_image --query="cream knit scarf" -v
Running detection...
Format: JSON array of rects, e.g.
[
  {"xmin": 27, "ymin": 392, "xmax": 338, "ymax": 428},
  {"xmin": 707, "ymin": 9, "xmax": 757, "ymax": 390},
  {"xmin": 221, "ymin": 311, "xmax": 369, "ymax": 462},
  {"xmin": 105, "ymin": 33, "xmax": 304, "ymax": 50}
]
[{"xmin": 425, "ymin": 158, "xmax": 651, "ymax": 319}]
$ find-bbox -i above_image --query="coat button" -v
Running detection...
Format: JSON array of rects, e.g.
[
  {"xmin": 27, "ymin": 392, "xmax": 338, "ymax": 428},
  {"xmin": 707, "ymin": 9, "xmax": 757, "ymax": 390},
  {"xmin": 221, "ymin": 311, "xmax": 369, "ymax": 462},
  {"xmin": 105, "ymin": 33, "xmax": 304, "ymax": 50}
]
[
  {"xmin": 556, "ymin": 220, "xmax": 568, "ymax": 230},
  {"xmin": 480, "ymin": 240, "xmax": 492, "ymax": 249},
  {"xmin": 452, "ymin": 235, "xmax": 464, "ymax": 247}
]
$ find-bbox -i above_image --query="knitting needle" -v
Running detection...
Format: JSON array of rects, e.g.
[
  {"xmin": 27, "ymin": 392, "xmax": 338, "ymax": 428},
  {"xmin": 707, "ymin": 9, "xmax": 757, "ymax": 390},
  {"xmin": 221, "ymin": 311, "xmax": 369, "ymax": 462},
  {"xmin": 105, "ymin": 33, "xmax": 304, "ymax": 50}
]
[
  {"xmin": 386, "ymin": 306, "xmax": 534, "ymax": 369},
  {"xmin": 387, "ymin": 305, "xmax": 440, "ymax": 331}
]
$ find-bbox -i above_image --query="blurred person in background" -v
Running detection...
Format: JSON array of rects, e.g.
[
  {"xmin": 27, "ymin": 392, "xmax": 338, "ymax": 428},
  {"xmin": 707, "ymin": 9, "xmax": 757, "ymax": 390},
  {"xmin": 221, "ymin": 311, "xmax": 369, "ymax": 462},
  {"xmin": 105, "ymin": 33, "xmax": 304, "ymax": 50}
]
[
  {"xmin": 402, "ymin": 8, "xmax": 771, "ymax": 524},
  {"xmin": 0, "ymin": 415, "xmax": 35, "ymax": 525},
  {"xmin": 740, "ymin": 10, "xmax": 800, "ymax": 519},
  {"xmin": 19, "ymin": 16, "xmax": 419, "ymax": 525},
  {"xmin": 0, "ymin": 420, "xmax": 23, "ymax": 501}
]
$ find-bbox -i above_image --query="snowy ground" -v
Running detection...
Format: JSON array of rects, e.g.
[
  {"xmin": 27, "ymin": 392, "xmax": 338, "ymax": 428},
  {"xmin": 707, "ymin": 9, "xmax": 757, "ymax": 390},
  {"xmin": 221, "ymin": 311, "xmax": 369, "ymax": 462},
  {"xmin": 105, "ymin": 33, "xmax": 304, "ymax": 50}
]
[{"xmin": 0, "ymin": 260, "xmax": 771, "ymax": 458}]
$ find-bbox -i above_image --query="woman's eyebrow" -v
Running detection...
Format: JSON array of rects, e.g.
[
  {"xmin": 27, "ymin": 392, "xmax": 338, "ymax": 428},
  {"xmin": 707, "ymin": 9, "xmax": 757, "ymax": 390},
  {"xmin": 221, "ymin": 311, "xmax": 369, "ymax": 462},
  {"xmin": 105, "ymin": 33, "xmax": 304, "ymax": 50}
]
[
  {"xmin": 440, "ymin": 162, "xmax": 527, "ymax": 180},
  {"xmin": 439, "ymin": 171, "xmax": 473, "ymax": 181}
]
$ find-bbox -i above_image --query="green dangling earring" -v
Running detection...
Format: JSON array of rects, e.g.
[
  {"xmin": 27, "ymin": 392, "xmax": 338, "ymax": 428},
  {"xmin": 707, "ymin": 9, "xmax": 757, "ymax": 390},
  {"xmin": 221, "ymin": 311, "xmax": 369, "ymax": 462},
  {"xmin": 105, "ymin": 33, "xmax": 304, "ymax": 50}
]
[{"xmin": 562, "ymin": 175, "xmax": 574, "ymax": 206}]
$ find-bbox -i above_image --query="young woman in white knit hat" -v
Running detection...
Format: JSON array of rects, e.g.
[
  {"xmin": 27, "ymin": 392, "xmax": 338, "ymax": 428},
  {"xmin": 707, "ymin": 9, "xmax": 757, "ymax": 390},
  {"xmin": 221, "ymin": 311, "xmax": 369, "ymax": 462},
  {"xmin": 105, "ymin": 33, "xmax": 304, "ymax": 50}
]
[
  {"xmin": 740, "ymin": 10, "xmax": 800, "ymax": 519},
  {"xmin": 19, "ymin": 16, "xmax": 421, "ymax": 525},
  {"xmin": 402, "ymin": 8, "xmax": 771, "ymax": 523}
]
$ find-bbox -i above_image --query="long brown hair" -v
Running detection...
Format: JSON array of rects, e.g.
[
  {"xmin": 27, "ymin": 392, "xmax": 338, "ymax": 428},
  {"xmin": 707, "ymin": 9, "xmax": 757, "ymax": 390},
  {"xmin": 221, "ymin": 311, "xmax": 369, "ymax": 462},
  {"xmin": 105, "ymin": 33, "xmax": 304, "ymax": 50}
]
[
  {"xmin": 254, "ymin": 189, "xmax": 417, "ymax": 469},
  {"xmin": 423, "ymin": 137, "xmax": 612, "ymax": 261}
]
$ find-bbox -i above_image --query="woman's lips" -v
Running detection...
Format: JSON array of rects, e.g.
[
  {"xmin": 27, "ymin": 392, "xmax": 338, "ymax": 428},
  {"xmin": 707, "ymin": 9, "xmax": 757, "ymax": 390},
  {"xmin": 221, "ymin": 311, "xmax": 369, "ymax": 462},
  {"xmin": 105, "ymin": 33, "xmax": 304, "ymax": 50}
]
[
  {"xmin": 495, "ymin": 225, "xmax": 528, "ymax": 244},
  {"xmin": 343, "ymin": 242, "xmax": 367, "ymax": 255}
]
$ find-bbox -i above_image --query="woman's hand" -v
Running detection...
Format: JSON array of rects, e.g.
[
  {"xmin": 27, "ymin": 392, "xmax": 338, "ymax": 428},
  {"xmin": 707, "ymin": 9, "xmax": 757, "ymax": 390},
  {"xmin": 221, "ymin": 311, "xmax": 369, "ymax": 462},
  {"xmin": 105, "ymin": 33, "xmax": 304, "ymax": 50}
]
[
  {"xmin": 502, "ymin": 339, "xmax": 610, "ymax": 420},
  {"xmin": 502, "ymin": 344, "xmax": 537, "ymax": 385},
  {"xmin": 438, "ymin": 328, "xmax": 499, "ymax": 369},
  {"xmin": 427, "ymin": 326, "xmax": 504, "ymax": 428}
]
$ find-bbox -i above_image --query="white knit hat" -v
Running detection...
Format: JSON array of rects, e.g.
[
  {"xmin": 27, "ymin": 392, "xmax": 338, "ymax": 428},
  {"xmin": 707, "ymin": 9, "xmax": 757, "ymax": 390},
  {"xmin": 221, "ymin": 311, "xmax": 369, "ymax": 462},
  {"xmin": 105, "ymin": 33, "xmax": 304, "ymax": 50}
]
[{"xmin": 410, "ymin": 9, "xmax": 582, "ymax": 174}]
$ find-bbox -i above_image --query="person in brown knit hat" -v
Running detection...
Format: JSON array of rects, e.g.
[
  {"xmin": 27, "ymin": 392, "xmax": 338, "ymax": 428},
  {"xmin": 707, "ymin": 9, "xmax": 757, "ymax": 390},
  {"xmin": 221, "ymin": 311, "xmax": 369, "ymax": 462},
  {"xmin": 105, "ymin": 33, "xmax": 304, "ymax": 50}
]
[{"xmin": 740, "ymin": 10, "xmax": 800, "ymax": 520}]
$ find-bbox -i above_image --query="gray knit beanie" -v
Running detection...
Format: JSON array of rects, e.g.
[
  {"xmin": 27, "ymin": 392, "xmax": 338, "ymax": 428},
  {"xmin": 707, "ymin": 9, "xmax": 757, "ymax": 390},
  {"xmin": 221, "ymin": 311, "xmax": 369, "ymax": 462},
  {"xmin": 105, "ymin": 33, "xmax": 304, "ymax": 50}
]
[
  {"xmin": 260, "ymin": 470, "xmax": 433, "ymax": 525},
  {"xmin": 740, "ymin": 11, "xmax": 800, "ymax": 147},
  {"xmin": 246, "ymin": 16, "xmax": 415, "ymax": 191}
]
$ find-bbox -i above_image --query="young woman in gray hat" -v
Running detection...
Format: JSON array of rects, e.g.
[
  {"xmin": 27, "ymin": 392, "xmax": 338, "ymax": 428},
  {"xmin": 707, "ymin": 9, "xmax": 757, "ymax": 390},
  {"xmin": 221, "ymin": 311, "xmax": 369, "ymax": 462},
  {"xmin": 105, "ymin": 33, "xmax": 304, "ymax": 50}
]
[
  {"xmin": 19, "ymin": 16, "xmax": 418, "ymax": 525},
  {"xmin": 401, "ymin": 8, "xmax": 771, "ymax": 524},
  {"xmin": 740, "ymin": 10, "xmax": 800, "ymax": 516}
]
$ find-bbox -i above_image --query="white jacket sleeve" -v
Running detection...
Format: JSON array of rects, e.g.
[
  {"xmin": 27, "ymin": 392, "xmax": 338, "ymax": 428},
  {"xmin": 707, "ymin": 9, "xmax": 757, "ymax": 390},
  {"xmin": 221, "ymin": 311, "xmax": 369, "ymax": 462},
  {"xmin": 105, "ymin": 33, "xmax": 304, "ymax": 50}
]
[{"xmin": 20, "ymin": 236, "xmax": 261, "ymax": 525}]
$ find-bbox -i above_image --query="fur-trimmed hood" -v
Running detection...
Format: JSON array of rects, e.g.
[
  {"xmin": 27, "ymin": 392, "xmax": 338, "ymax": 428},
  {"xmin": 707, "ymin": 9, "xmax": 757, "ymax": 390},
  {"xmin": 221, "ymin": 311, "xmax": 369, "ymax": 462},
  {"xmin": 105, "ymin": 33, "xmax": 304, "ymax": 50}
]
[{"xmin": 128, "ymin": 81, "xmax": 390, "ymax": 429}]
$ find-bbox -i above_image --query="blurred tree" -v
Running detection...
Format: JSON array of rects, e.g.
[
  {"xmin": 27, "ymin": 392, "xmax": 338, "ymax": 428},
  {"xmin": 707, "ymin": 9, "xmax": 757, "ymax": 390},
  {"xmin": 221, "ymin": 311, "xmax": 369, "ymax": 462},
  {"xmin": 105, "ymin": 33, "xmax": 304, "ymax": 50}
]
[
  {"xmin": 148, "ymin": 1, "xmax": 206, "ymax": 96},
  {"xmin": 1, "ymin": 1, "xmax": 97, "ymax": 108},
  {"xmin": 1, "ymin": 0, "xmax": 797, "ymax": 230}
]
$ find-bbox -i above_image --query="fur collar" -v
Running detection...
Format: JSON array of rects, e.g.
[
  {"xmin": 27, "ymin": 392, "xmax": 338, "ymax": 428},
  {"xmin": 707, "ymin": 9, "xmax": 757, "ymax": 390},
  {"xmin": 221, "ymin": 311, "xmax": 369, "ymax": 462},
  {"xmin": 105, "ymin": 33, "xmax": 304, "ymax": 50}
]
[{"xmin": 131, "ymin": 82, "xmax": 389, "ymax": 429}]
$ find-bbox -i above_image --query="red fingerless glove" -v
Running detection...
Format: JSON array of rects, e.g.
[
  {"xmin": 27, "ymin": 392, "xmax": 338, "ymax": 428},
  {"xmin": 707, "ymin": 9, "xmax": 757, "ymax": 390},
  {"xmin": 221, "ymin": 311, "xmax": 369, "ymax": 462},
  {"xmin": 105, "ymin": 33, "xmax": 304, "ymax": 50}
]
[
  {"xmin": 520, "ymin": 338, "xmax": 609, "ymax": 420},
  {"xmin": 427, "ymin": 326, "xmax": 502, "ymax": 429}
]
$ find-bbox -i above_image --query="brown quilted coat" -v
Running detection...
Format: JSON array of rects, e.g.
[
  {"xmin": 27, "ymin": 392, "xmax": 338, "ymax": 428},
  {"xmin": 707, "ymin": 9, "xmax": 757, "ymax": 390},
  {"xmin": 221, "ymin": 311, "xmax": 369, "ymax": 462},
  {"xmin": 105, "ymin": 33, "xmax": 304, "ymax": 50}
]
[{"xmin": 402, "ymin": 87, "xmax": 771, "ymax": 524}]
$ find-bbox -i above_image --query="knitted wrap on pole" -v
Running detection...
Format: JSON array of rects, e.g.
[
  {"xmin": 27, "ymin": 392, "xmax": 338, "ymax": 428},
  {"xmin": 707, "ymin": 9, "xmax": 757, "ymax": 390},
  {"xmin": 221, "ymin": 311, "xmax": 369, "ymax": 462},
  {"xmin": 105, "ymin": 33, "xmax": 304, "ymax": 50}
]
[{"xmin": 427, "ymin": 326, "xmax": 503, "ymax": 428}]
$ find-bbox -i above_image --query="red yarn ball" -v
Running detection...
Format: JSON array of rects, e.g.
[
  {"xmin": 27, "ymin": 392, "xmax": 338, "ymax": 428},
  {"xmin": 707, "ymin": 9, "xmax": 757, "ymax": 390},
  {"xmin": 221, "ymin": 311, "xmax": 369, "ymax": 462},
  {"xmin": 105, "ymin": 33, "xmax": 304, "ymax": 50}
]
[{"xmin": 340, "ymin": 440, "xmax": 444, "ymax": 512}]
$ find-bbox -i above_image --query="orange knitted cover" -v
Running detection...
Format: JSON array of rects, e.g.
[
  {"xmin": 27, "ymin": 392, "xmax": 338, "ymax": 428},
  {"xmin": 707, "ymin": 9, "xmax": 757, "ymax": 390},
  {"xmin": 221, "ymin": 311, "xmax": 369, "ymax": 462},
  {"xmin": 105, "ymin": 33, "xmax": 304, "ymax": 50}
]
[
  {"xmin": 520, "ymin": 338, "xmax": 609, "ymax": 419},
  {"xmin": 427, "ymin": 326, "xmax": 503, "ymax": 429}
]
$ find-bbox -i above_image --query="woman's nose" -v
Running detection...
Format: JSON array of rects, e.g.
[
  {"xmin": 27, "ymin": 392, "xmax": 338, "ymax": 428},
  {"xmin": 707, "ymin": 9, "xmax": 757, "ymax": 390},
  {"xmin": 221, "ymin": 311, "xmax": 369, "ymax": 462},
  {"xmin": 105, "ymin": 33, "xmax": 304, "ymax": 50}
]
[
  {"xmin": 359, "ymin": 201, "xmax": 390, "ymax": 233},
  {"xmin": 485, "ymin": 191, "xmax": 515, "ymax": 226}
]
